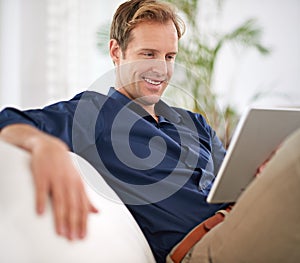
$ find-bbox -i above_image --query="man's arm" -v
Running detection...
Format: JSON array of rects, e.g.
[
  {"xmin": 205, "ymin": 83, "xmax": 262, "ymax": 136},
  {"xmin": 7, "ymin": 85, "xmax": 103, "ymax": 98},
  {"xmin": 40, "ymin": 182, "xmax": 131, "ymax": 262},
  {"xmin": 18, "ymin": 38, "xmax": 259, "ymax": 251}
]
[{"xmin": 0, "ymin": 124, "xmax": 98, "ymax": 240}]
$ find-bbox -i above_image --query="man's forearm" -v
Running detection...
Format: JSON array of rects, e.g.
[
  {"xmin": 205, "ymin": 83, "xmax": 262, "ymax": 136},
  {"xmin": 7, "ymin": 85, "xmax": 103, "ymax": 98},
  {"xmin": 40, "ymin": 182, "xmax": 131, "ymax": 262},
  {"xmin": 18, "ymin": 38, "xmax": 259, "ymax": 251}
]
[{"xmin": 0, "ymin": 123, "xmax": 68, "ymax": 153}]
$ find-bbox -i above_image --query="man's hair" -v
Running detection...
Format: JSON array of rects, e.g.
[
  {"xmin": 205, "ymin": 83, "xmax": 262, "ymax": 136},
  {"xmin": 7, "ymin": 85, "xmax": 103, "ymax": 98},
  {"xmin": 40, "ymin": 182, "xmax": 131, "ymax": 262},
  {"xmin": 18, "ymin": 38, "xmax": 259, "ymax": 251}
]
[{"xmin": 110, "ymin": 0, "xmax": 185, "ymax": 52}]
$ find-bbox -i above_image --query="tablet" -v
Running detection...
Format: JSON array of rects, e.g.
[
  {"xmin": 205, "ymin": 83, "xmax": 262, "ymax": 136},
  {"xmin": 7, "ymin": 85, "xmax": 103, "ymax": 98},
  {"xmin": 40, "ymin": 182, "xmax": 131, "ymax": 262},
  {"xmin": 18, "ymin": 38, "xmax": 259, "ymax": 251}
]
[{"xmin": 207, "ymin": 107, "xmax": 300, "ymax": 203}]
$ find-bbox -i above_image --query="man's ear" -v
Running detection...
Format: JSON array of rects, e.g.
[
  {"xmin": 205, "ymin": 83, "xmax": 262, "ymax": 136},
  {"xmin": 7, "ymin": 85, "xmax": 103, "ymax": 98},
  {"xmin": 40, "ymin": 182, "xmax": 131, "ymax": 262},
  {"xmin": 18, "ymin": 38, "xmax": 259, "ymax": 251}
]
[{"xmin": 109, "ymin": 39, "xmax": 121, "ymax": 65}]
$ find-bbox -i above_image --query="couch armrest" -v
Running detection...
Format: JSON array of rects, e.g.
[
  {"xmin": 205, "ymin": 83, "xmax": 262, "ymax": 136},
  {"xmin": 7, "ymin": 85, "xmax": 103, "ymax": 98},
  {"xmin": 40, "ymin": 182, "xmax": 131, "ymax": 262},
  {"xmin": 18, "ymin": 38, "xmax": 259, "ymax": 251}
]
[{"xmin": 0, "ymin": 140, "xmax": 155, "ymax": 263}]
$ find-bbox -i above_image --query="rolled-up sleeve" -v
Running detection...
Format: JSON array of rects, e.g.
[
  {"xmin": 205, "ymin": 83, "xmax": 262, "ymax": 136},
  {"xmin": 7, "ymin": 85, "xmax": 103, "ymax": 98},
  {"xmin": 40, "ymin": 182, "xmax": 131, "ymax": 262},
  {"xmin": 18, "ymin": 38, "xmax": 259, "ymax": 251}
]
[
  {"xmin": 0, "ymin": 107, "xmax": 39, "ymax": 129},
  {"xmin": 210, "ymin": 129, "xmax": 226, "ymax": 174},
  {"xmin": 0, "ymin": 94, "xmax": 81, "ymax": 149}
]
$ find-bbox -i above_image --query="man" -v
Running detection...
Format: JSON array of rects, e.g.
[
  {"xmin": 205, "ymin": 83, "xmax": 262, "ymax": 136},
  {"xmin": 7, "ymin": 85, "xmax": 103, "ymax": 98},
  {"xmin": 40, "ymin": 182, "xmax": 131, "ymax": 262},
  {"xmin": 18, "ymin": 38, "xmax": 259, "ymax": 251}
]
[{"xmin": 0, "ymin": 0, "xmax": 300, "ymax": 262}]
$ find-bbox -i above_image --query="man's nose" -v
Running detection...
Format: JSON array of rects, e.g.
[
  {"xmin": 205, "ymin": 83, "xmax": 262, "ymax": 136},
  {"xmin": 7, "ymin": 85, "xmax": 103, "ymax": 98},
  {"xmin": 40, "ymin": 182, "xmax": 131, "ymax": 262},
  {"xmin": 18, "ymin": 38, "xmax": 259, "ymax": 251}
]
[{"xmin": 150, "ymin": 59, "xmax": 168, "ymax": 76}]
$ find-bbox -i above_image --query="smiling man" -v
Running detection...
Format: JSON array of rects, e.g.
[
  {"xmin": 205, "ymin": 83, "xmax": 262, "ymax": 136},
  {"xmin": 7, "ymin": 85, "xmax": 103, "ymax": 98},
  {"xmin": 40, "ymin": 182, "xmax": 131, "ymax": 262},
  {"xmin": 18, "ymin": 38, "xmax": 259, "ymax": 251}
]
[
  {"xmin": 1, "ymin": 1, "xmax": 300, "ymax": 263},
  {"xmin": 110, "ymin": 10, "xmax": 179, "ymax": 120}
]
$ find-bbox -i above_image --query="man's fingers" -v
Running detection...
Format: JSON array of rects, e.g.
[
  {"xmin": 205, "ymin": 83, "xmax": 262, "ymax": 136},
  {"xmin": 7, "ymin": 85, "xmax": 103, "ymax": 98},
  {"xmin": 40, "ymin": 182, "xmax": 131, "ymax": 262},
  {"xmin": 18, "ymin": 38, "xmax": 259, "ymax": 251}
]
[
  {"xmin": 89, "ymin": 200, "xmax": 99, "ymax": 214},
  {"xmin": 32, "ymin": 170, "xmax": 49, "ymax": 215},
  {"xmin": 78, "ymin": 194, "xmax": 89, "ymax": 239},
  {"xmin": 52, "ymin": 178, "xmax": 97, "ymax": 241},
  {"xmin": 52, "ymin": 188, "xmax": 68, "ymax": 237},
  {"xmin": 9, "ymin": 131, "xmax": 98, "ymax": 241},
  {"xmin": 31, "ymin": 145, "xmax": 99, "ymax": 241},
  {"xmin": 70, "ymin": 186, "xmax": 98, "ymax": 240},
  {"xmin": 66, "ymin": 187, "xmax": 84, "ymax": 240}
]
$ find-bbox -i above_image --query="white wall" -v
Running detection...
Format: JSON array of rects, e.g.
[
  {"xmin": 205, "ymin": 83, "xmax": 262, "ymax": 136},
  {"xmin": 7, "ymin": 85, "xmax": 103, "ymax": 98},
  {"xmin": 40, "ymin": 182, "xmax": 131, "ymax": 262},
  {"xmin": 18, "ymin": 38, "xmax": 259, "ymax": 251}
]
[
  {"xmin": 0, "ymin": 0, "xmax": 122, "ymax": 110},
  {"xmin": 0, "ymin": 0, "xmax": 299, "ymax": 111},
  {"xmin": 214, "ymin": 0, "xmax": 300, "ymax": 110},
  {"xmin": 0, "ymin": 0, "xmax": 22, "ymax": 108}
]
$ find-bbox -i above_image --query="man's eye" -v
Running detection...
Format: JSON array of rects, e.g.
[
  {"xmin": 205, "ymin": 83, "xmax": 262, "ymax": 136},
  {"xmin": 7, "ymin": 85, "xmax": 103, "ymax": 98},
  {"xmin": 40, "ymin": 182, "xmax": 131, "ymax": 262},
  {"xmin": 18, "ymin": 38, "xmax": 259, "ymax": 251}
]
[
  {"xmin": 166, "ymin": 55, "xmax": 175, "ymax": 61},
  {"xmin": 143, "ymin": 52, "xmax": 154, "ymax": 57}
]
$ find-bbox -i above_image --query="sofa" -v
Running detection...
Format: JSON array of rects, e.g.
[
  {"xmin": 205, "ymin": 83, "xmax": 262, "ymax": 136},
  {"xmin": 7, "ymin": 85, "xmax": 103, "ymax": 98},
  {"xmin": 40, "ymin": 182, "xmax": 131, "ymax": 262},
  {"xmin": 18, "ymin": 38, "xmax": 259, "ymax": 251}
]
[{"xmin": 0, "ymin": 140, "xmax": 155, "ymax": 263}]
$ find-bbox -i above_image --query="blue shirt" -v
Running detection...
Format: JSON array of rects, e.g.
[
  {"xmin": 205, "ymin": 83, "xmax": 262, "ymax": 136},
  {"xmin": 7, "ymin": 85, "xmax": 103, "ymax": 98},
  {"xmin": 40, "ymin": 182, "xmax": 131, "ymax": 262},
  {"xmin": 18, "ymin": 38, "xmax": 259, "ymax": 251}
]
[{"xmin": 0, "ymin": 88, "xmax": 227, "ymax": 262}]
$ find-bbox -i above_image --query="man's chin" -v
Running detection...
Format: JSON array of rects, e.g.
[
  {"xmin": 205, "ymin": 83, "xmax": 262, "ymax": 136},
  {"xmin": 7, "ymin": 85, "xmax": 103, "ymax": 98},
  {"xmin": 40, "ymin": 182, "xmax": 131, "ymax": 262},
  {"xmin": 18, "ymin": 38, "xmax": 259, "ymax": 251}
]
[{"xmin": 136, "ymin": 95, "xmax": 161, "ymax": 106}]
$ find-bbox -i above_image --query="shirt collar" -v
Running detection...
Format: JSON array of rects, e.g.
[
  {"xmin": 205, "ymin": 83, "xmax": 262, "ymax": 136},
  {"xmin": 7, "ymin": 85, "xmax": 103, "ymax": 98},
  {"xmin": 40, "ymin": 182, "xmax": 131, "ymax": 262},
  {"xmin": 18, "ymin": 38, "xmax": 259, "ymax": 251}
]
[{"xmin": 107, "ymin": 87, "xmax": 182, "ymax": 124}]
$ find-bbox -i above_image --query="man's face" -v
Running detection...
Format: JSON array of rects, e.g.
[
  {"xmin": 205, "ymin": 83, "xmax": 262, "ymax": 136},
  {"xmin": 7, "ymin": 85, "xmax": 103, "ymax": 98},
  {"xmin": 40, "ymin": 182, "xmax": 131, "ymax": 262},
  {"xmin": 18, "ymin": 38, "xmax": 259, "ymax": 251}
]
[{"xmin": 110, "ymin": 20, "xmax": 178, "ymax": 107}]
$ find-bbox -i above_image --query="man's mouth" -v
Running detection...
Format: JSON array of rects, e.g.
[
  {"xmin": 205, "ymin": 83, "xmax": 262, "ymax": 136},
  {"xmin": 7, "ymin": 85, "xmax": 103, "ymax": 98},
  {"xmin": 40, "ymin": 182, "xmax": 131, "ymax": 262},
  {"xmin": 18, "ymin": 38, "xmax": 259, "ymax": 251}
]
[{"xmin": 143, "ymin": 77, "xmax": 164, "ymax": 86}]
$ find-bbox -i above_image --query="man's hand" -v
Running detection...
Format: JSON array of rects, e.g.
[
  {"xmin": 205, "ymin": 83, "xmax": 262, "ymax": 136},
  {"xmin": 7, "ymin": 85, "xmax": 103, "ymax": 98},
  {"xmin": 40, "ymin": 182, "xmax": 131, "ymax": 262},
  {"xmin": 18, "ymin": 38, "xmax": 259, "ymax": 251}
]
[
  {"xmin": 0, "ymin": 124, "xmax": 98, "ymax": 240},
  {"xmin": 256, "ymin": 144, "xmax": 281, "ymax": 177}
]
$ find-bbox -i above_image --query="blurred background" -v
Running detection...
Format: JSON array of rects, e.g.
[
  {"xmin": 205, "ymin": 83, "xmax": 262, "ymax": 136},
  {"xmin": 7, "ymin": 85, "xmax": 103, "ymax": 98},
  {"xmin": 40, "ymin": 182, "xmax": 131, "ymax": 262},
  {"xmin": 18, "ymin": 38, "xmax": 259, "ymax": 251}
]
[{"xmin": 0, "ymin": 0, "xmax": 299, "ymax": 140}]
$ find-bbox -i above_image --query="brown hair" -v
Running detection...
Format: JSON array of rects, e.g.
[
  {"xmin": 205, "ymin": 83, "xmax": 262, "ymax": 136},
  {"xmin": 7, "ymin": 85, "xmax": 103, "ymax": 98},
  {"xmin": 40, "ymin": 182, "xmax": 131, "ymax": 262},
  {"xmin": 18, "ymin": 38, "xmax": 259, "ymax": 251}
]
[{"xmin": 110, "ymin": 0, "xmax": 185, "ymax": 52}]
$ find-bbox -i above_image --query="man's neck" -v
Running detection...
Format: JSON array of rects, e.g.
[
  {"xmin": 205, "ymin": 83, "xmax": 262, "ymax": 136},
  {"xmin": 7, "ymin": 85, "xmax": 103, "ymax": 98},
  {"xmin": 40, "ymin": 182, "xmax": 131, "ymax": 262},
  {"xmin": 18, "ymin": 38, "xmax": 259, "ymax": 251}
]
[{"xmin": 116, "ymin": 87, "xmax": 159, "ymax": 122}]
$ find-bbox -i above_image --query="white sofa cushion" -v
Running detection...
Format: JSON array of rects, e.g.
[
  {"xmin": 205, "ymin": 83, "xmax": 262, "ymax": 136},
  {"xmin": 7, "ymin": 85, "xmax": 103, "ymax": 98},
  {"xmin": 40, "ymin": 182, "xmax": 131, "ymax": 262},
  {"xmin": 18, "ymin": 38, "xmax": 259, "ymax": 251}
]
[{"xmin": 0, "ymin": 140, "xmax": 155, "ymax": 263}]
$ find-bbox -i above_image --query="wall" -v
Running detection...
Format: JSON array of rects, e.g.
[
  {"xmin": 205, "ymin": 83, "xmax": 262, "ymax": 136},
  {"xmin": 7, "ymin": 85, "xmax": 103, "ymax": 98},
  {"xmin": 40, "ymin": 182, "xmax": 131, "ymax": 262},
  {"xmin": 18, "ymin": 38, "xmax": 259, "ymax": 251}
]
[
  {"xmin": 214, "ymin": 0, "xmax": 300, "ymax": 110},
  {"xmin": 0, "ymin": 0, "xmax": 122, "ymax": 109},
  {"xmin": 0, "ymin": 0, "xmax": 299, "ymax": 111},
  {"xmin": 0, "ymin": 0, "xmax": 22, "ymax": 108}
]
